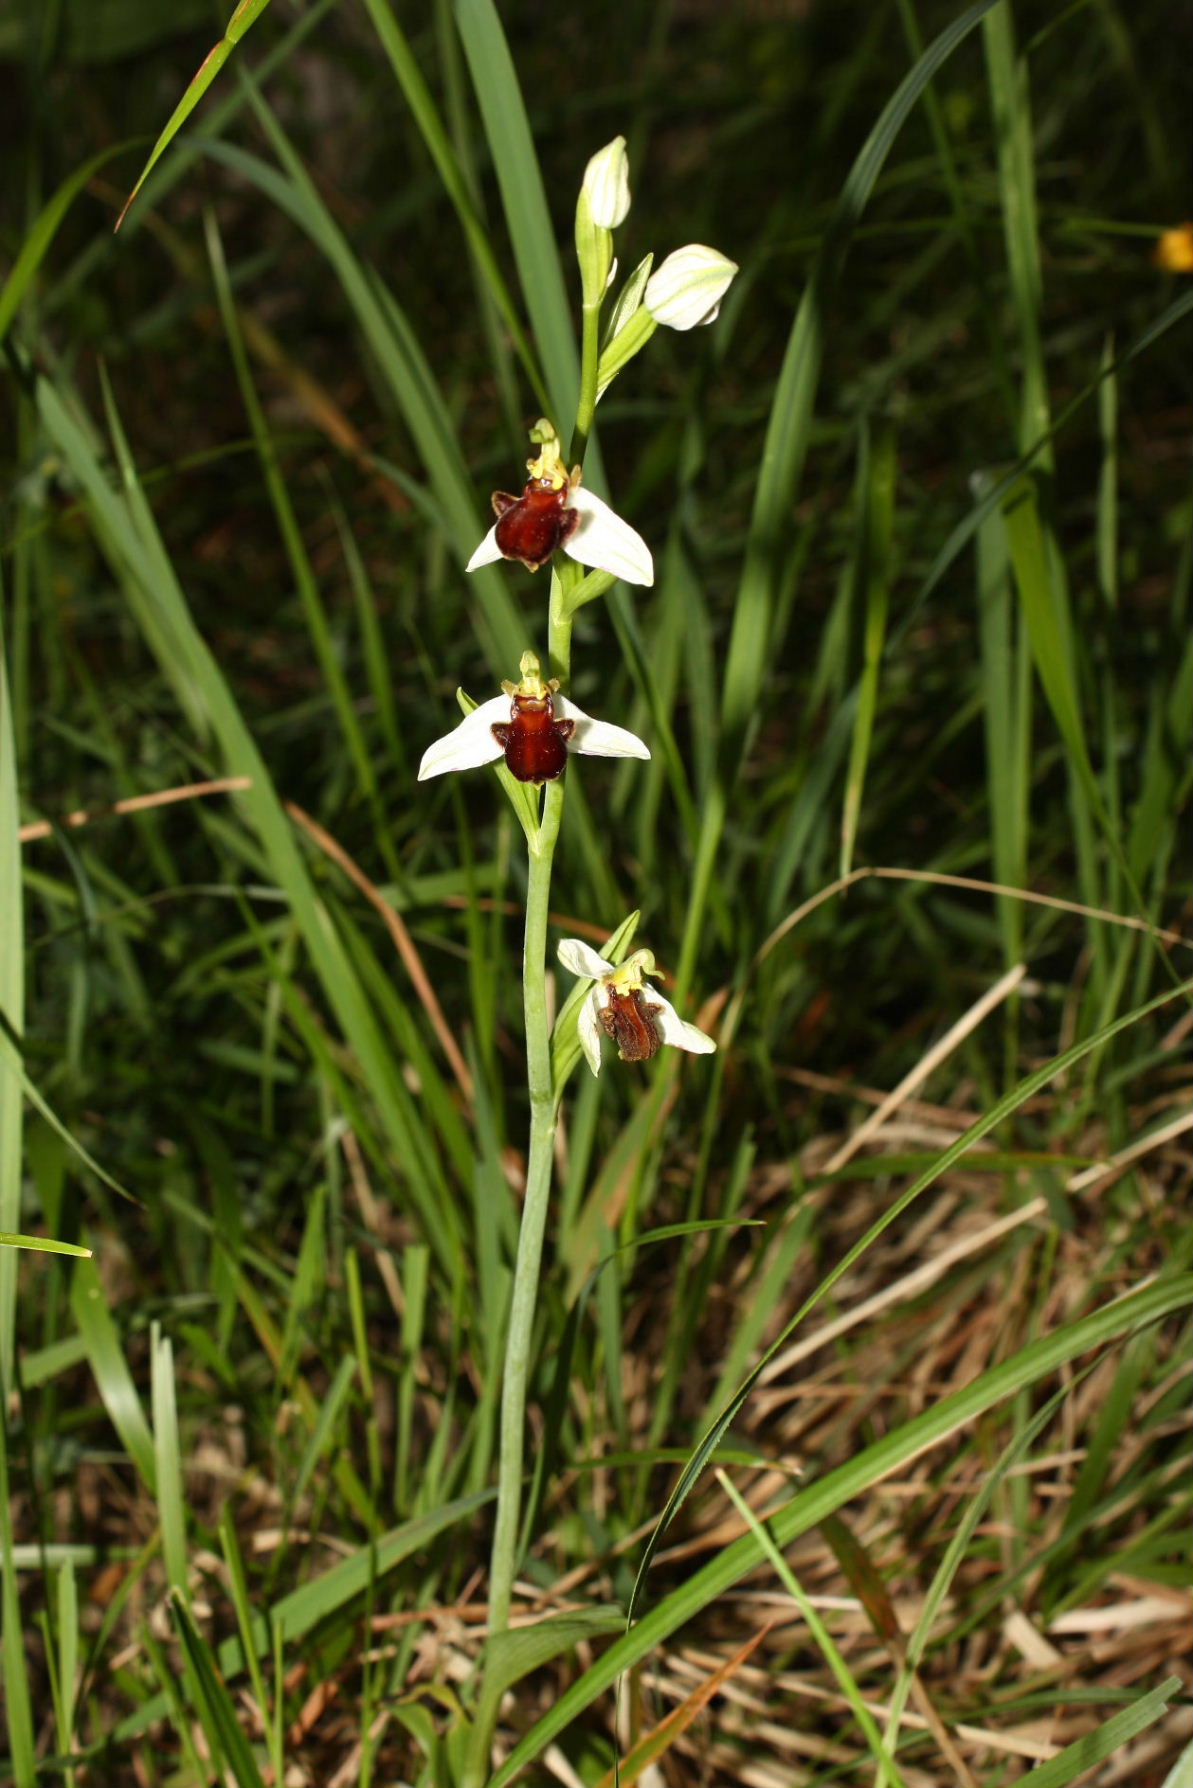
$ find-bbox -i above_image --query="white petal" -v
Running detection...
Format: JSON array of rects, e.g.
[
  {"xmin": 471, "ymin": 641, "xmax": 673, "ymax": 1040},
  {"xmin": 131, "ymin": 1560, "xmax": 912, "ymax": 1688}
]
[
  {"xmin": 418, "ymin": 695, "xmax": 509, "ymax": 780},
  {"xmin": 644, "ymin": 245, "xmax": 738, "ymax": 331},
  {"xmin": 651, "ymin": 992, "xmax": 717, "ymax": 1055},
  {"xmin": 576, "ymin": 992, "xmax": 604, "ymax": 1076},
  {"xmin": 555, "ymin": 696, "xmax": 650, "ymax": 760},
  {"xmin": 557, "ymin": 937, "xmax": 616, "ymax": 981},
  {"xmin": 582, "ymin": 138, "xmax": 631, "ymax": 230},
  {"xmin": 466, "ymin": 524, "xmax": 504, "ymax": 572},
  {"xmin": 564, "ymin": 487, "xmax": 654, "ymax": 587}
]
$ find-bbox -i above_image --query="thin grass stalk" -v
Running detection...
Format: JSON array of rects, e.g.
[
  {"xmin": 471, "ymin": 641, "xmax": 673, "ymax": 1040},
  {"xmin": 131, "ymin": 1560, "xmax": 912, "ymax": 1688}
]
[{"xmin": 0, "ymin": 594, "xmax": 24, "ymax": 1398}]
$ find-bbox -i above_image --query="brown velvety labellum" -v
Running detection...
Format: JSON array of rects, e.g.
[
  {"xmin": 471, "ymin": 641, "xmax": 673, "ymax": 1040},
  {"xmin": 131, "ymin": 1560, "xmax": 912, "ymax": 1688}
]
[
  {"xmin": 598, "ymin": 987, "xmax": 663, "ymax": 1061},
  {"xmin": 491, "ymin": 479, "xmax": 580, "ymax": 570},
  {"xmin": 491, "ymin": 692, "xmax": 576, "ymax": 783}
]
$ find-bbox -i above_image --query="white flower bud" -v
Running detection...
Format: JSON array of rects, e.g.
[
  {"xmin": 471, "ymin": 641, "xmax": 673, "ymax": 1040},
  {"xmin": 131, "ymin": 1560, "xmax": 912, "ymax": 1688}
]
[
  {"xmin": 582, "ymin": 137, "xmax": 631, "ymax": 230},
  {"xmin": 644, "ymin": 244, "xmax": 738, "ymax": 330}
]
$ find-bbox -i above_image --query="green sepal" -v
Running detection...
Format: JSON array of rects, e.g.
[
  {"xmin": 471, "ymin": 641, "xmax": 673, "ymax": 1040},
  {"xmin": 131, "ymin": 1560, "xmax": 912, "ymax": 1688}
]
[
  {"xmin": 595, "ymin": 301, "xmax": 657, "ymax": 400},
  {"xmin": 600, "ymin": 251, "xmax": 654, "ymax": 353}
]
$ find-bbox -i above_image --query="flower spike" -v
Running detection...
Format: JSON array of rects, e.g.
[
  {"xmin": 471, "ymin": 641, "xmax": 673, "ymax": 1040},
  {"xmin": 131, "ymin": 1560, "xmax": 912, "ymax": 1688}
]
[{"xmin": 557, "ymin": 939, "xmax": 716, "ymax": 1075}]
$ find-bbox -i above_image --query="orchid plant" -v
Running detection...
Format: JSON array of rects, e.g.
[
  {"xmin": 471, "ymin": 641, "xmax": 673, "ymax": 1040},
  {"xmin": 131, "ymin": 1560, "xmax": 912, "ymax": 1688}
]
[{"xmin": 424, "ymin": 135, "xmax": 735, "ymax": 1776}]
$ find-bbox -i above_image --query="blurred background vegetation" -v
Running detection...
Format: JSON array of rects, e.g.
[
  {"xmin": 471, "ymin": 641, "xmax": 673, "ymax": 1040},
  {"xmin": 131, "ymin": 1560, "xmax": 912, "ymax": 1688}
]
[{"xmin": 1, "ymin": 0, "xmax": 1190, "ymax": 1782}]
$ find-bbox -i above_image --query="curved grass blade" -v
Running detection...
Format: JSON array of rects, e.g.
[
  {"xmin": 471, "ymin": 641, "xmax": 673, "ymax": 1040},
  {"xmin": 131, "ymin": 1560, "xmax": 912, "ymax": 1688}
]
[
  {"xmin": 487, "ymin": 1272, "xmax": 1190, "ymax": 1784},
  {"xmin": 679, "ymin": 0, "xmax": 999, "ymax": 993},
  {"xmin": 882, "ymin": 1370, "xmax": 1090, "ymax": 1765},
  {"xmin": 910, "ymin": 287, "xmax": 1193, "ymax": 622},
  {"xmin": 0, "ymin": 142, "xmax": 136, "ymax": 345},
  {"xmin": 591, "ymin": 1620, "xmax": 776, "ymax": 1788},
  {"xmin": 170, "ymin": 1592, "xmax": 268, "ymax": 1788},
  {"xmin": 116, "ymin": 0, "xmax": 276, "ymax": 230},
  {"xmin": 1023, "ymin": 1678, "xmax": 1183, "ymax": 1787},
  {"xmin": 720, "ymin": 0, "xmax": 999, "ymax": 749},
  {"xmin": 628, "ymin": 973, "xmax": 1191, "ymax": 1626},
  {"xmin": 453, "ymin": 0, "xmax": 579, "ymax": 429},
  {"xmin": 0, "ymin": 1232, "xmax": 91, "ymax": 1256},
  {"xmin": 999, "ymin": 472, "xmax": 1163, "ymax": 969},
  {"xmin": 110, "ymin": 1490, "xmax": 494, "ymax": 1742},
  {"xmin": 33, "ymin": 367, "xmax": 465, "ymax": 1277},
  {"xmin": 982, "ymin": 1, "xmax": 1050, "ymax": 460},
  {"xmin": 198, "ymin": 115, "xmax": 526, "ymax": 677},
  {"xmin": 469, "ymin": 1608, "xmax": 626, "ymax": 1768},
  {"xmin": 719, "ymin": 1476, "xmax": 908, "ymax": 1787},
  {"xmin": 0, "ymin": 1027, "xmax": 137, "ymax": 1205},
  {"xmin": 358, "ymin": 0, "xmax": 547, "ymax": 407}
]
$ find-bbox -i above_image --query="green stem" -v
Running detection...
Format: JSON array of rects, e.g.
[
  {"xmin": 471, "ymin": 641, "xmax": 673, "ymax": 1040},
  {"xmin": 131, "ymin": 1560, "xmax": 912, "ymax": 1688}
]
[
  {"xmin": 486, "ymin": 775, "xmax": 564, "ymax": 1634},
  {"xmin": 569, "ymin": 300, "xmax": 602, "ymax": 464}
]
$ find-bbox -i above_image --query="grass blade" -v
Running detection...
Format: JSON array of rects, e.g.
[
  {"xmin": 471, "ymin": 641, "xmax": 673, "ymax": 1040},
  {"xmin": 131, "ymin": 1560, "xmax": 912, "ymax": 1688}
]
[
  {"xmin": 151, "ymin": 1324, "xmax": 189, "ymax": 1600},
  {"xmin": 630, "ymin": 973, "xmax": 1191, "ymax": 1620},
  {"xmin": 170, "ymin": 1591, "xmax": 269, "ymax": 1788},
  {"xmin": 358, "ymin": 0, "xmax": 547, "ymax": 407},
  {"xmin": 116, "ymin": 0, "xmax": 276, "ymax": 230},
  {"xmin": 489, "ymin": 1272, "xmax": 1190, "ymax": 1784},
  {"xmin": 840, "ymin": 418, "xmax": 896, "ymax": 877},
  {"xmin": 70, "ymin": 1256, "xmax": 157, "ymax": 1492},
  {"xmin": 0, "ymin": 1409, "xmax": 36, "ymax": 1786},
  {"xmin": 0, "ymin": 594, "xmax": 23, "ymax": 1396},
  {"xmin": 720, "ymin": 0, "xmax": 999, "ymax": 748},
  {"xmin": 0, "ymin": 143, "xmax": 134, "ymax": 345},
  {"xmin": 680, "ymin": 0, "xmax": 999, "ymax": 992},
  {"xmin": 1022, "ymin": 1678, "xmax": 1184, "ymax": 1787},
  {"xmin": 34, "ymin": 366, "xmax": 465, "ymax": 1276},
  {"xmin": 719, "ymin": 1475, "xmax": 908, "ymax": 1786},
  {"xmin": 453, "ymin": 0, "xmax": 579, "ymax": 429}
]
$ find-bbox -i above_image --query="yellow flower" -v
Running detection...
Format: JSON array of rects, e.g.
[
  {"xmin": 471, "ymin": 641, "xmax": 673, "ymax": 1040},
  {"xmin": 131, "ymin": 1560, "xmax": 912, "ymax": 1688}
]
[{"xmin": 1155, "ymin": 224, "xmax": 1193, "ymax": 273}]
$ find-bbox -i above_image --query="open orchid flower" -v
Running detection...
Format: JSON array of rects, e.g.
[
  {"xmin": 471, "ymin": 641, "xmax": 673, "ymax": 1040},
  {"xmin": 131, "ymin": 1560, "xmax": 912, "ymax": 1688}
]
[
  {"xmin": 557, "ymin": 939, "xmax": 716, "ymax": 1075},
  {"xmin": 419, "ymin": 653, "xmax": 649, "ymax": 786},
  {"xmin": 466, "ymin": 423, "xmax": 653, "ymax": 587}
]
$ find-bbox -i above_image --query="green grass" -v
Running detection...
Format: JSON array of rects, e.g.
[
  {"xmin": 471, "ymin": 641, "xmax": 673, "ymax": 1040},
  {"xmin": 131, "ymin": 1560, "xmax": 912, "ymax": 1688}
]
[{"xmin": 2, "ymin": 0, "xmax": 1190, "ymax": 1783}]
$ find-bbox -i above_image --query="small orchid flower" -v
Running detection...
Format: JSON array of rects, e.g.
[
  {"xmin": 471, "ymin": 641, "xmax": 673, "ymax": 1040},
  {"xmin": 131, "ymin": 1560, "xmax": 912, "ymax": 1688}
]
[
  {"xmin": 419, "ymin": 653, "xmax": 649, "ymax": 786},
  {"xmin": 466, "ymin": 422, "xmax": 653, "ymax": 586},
  {"xmin": 557, "ymin": 939, "xmax": 716, "ymax": 1074},
  {"xmin": 645, "ymin": 245, "xmax": 738, "ymax": 330}
]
